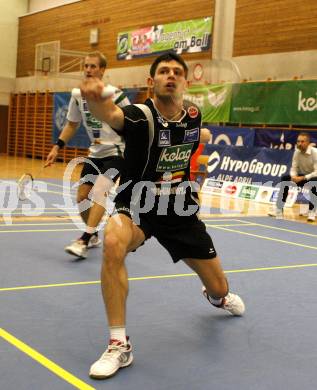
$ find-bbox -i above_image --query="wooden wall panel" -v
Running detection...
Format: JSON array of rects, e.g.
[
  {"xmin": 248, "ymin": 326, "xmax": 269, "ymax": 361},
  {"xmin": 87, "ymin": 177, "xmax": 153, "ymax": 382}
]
[
  {"xmin": 234, "ymin": 0, "xmax": 317, "ymax": 56},
  {"xmin": 17, "ymin": 0, "xmax": 214, "ymax": 77},
  {"xmin": 7, "ymin": 91, "xmax": 89, "ymax": 161},
  {"xmin": 7, "ymin": 88, "xmax": 151, "ymax": 161},
  {"xmin": 0, "ymin": 106, "xmax": 8, "ymax": 153}
]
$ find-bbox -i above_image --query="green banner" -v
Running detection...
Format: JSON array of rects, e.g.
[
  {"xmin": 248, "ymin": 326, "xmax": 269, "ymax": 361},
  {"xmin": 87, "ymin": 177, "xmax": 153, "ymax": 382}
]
[
  {"xmin": 230, "ymin": 80, "xmax": 317, "ymax": 125},
  {"xmin": 117, "ymin": 18, "xmax": 212, "ymax": 60},
  {"xmin": 185, "ymin": 84, "xmax": 232, "ymax": 123}
]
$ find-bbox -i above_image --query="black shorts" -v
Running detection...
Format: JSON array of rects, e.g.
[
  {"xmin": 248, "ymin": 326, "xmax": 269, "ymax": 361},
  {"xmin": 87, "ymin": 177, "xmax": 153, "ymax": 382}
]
[
  {"xmin": 115, "ymin": 204, "xmax": 217, "ymax": 263},
  {"xmin": 80, "ymin": 156, "xmax": 124, "ymax": 185}
]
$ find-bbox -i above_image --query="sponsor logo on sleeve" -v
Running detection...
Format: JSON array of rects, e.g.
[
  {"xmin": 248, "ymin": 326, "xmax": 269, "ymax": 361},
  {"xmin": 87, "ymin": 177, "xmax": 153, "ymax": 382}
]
[
  {"xmin": 188, "ymin": 106, "xmax": 199, "ymax": 118},
  {"xmin": 183, "ymin": 128, "xmax": 199, "ymax": 143}
]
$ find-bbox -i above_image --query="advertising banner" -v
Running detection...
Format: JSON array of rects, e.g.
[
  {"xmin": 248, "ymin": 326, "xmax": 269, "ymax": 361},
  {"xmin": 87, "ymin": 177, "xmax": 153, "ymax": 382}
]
[
  {"xmin": 203, "ymin": 144, "xmax": 293, "ymax": 186},
  {"xmin": 230, "ymin": 80, "xmax": 317, "ymax": 126},
  {"xmin": 201, "ymin": 178, "xmax": 298, "ymax": 206},
  {"xmin": 230, "ymin": 82, "xmax": 268, "ymax": 124},
  {"xmin": 205, "ymin": 125, "xmax": 255, "ymax": 147},
  {"xmin": 53, "ymin": 93, "xmax": 90, "ymax": 148},
  {"xmin": 185, "ymin": 84, "xmax": 231, "ymax": 122},
  {"xmin": 117, "ymin": 17, "xmax": 212, "ymax": 60},
  {"xmin": 254, "ymin": 128, "xmax": 317, "ymax": 149}
]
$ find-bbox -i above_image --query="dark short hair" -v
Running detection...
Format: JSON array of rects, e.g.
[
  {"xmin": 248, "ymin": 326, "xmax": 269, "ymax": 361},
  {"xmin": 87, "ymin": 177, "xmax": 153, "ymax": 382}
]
[
  {"xmin": 150, "ymin": 52, "xmax": 188, "ymax": 78},
  {"xmin": 86, "ymin": 51, "xmax": 107, "ymax": 68},
  {"xmin": 298, "ymin": 132, "xmax": 311, "ymax": 141}
]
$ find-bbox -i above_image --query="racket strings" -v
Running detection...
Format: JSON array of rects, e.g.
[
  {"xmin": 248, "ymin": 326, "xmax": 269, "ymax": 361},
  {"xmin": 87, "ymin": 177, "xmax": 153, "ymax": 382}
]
[
  {"xmin": 17, "ymin": 164, "xmax": 46, "ymax": 199},
  {"xmin": 17, "ymin": 173, "xmax": 33, "ymax": 201}
]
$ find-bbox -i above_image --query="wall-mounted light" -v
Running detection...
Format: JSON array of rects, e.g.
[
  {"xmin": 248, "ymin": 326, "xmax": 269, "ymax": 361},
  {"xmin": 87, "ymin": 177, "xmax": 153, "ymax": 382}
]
[{"xmin": 89, "ymin": 28, "xmax": 99, "ymax": 45}]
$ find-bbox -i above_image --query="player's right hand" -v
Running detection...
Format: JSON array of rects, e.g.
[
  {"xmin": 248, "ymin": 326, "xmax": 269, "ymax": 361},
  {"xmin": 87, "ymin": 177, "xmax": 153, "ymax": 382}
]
[
  {"xmin": 80, "ymin": 77, "xmax": 105, "ymax": 101},
  {"xmin": 45, "ymin": 146, "xmax": 58, "ymax": 167}
]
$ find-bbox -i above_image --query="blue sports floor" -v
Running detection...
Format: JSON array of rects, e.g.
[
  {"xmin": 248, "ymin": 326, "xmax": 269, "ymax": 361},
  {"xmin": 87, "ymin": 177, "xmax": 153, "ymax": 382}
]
[{"xmin": 1, "ymin": 179, "xmax": 317, "ymax": 390}]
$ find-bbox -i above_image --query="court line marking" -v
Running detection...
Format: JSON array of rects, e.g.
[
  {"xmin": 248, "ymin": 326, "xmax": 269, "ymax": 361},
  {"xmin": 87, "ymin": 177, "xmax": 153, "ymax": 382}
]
[
  {"xmin": 46, "ymin": 182, "xmax": 77, "ymax": 190},
  {"xmin": 1, "ymin": 179, "xmax": 76, "ymax": 190},
  {"xmin": 0, "ymin": 228, "xmax": 79, "ymax": 233},
  {"xmin": 205, "ymin": 223, "xmax": 258, "ymax": 228},
  {"xmin": 1, "ymin": 263, "xmax": 317, "ymax": 292},
  {"xmin": 233, "ymin": 218, "xmax": 317, "ymax": 238},
  {"xmin": 0, "ymin": 222, "xmax": 84, "ymax": 227},
  {"xmin": 45, "ymin": 190, "xmax": 76, "ymax": 198},
  {"xmin": 0, "ymin": 207, "xmax": 77, "ymax": 211},
  {"xmin": 2, "ymin": 211, "xmax": 79, "ymax": 216},
  {"xmin": 200, "ymin": 213, "xmax": 266, "ymax": 218},
  {"xmin": 200, "ymin": 213, "xmax": 247, "ymax": 218},
  {"xmin": 205, "ymin": 224, "xmax": 317, "ymax": 250},
  {"xmin": 201, "ymin": 218, "xmax": 248, "ymax": 222},
  {"xmin": 44, "ymin": 181, "xmax": 79, "ymax": 191},
  {"xmin": 0, "ymin": 328, "xmax": 95, "ymax": 390},
  {"xmin": 203, "ymin": 218, "xmax": 317, "ymax": 236}
]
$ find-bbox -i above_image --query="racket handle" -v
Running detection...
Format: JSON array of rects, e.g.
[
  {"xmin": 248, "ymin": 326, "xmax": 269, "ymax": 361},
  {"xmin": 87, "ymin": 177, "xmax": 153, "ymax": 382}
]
[{"xmin": 72, "ymin": 85, "xmax": 116, "ymax": 99}]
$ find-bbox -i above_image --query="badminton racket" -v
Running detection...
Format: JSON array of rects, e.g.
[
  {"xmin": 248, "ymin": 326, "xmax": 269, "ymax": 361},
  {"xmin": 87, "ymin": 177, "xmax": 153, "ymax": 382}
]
[
  {"xmin": 184, "ymin": 58, "xmax": 242, "ymax": 122},
  {"xmin": 205, "ymin": 58, "xmax": 242, "ymax": 108},
  {"xmin": 17, "ymin": 165, "xmax": 47, "ymax": 201},
  {"xmin": 208, "ymin": 58, "xmax": 242, "ymax": 86}
]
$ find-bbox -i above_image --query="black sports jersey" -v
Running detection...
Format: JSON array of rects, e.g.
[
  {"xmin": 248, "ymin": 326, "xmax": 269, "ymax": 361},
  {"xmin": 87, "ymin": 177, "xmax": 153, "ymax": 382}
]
[{"xmin": 116, "ymin": 98, "xmax": 202, "ymax": 216}]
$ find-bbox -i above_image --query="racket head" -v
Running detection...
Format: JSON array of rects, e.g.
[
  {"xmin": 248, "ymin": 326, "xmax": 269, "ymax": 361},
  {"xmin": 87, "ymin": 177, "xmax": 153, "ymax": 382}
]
[
  {"xmin": 17, "ymin": 173, "xmax": 34, "ymax": 201},
  {"xmin": 208, "ymin": 58, "xmax": 242, "ymax": 97},
  {"xmin": 208, "ymin": 58, "xmax": 242, "ymax": 83}
]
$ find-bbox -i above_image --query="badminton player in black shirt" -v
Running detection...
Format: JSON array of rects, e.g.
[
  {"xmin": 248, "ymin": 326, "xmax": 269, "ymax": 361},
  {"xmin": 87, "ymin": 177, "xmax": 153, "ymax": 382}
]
[{"xmin": 80, "ymin": 52, "xmax": 245, "ymax": 379}]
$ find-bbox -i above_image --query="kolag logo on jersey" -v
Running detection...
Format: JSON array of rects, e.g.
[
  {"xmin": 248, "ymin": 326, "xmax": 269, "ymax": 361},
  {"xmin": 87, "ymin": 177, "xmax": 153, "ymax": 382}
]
[{"xmin": 157, "ymin": 143, "xmax": 193, "ymax": 171}]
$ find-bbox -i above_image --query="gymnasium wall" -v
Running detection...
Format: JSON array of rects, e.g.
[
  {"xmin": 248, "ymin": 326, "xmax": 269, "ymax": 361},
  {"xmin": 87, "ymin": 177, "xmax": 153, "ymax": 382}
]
[
  {"xmin": 233, "ymin": 0, "xmax": 317, "ymax": 81},
  {"xmin": 0, "ymin": 0, "xmax": 28, "ymax": 105},
  {"xmin": 28, "ymin": 0, "xmax": 80, "ymax": 14},
  {"xmin": 17, "ymin": 0, "xmax": 215, "ymax": 77},
  {"xmin": 234, "ymin": 0, "xmax": 317, "ymax": 56},
  {"xmin": 15, "ymin": 0, "xmax": 317, "ymax": 91}
]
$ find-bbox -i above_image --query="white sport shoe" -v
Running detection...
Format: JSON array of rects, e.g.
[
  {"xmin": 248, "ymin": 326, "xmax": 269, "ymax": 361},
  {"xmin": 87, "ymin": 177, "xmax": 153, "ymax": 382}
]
[
  {"xmin": 202, "ymin": 287, "xmax": 245, "ymax": 316},
  {"xmin": 307, "ymin": 211, "xmax": 316, "ymax": 222},
  {"xmin": 89, "ymin": 338, "xmax": 133, "ymax": 379},
  {"xmin": 299, "ymin": 204, "xmax": 309, "ymax": 217},
  {"xmin": 87, "ymin": 234, "xmax": 102, "ymax": 248},
  {"xmin": 268, "ymin": 206, "xmax": 283, "ymax": 219},
  {"xmin": 64, "ymin": 240, "xmax": 88, "ymax": 258}
]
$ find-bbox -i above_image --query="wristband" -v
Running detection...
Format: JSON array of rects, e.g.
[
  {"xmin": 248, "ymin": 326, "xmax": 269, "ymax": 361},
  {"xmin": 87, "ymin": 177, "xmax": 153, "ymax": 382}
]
[{"xmin": 56, "ymin": 138, "xmax": 65, "ymax": 148}]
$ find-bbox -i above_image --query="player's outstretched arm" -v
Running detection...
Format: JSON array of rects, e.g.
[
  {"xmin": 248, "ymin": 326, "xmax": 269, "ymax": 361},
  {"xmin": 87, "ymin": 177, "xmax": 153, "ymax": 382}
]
[
  {"xmin": 45, "ymin": 121, "xmax": 79, "ymax": 167},
  {"xmin": 79, "ymin": 77, "xmax": 125, "ymax": 131}
]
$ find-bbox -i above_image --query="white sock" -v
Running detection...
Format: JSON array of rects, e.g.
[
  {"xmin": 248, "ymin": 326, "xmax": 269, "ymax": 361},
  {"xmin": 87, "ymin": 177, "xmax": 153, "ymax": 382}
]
[
  {"xmin": 86, "ymin": 226, "xmax": 96, "ymax": 234},
  {"xmin": 208, "ymin": 296, "xmax": 224, "ymax": 306},
  {"xmin": 109, "ymin": 326, "xmax": 126, "ymax": 344}
]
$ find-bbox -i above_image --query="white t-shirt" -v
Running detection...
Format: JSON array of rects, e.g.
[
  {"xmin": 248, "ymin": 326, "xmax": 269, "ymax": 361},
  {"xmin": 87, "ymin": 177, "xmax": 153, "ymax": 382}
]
[
  {"xmin": 67, "ymin": 84, "xmax": 130, "ymax": 158},
  {"xmin": 290, "ymin": 145, "xmax": 317, "ymax": 180}
]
